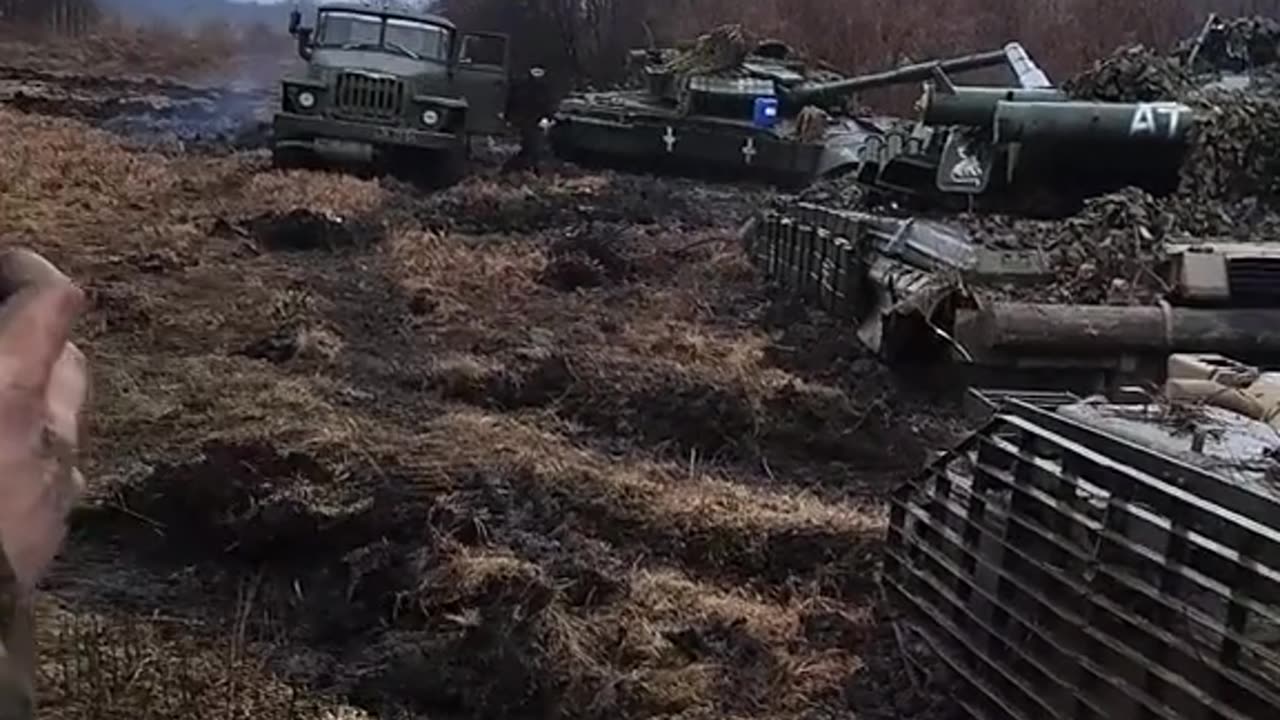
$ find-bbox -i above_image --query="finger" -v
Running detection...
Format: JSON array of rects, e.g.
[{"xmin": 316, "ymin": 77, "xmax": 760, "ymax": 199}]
[
  {"xmin": 0, "ymin": 249, "xmax": 72, "ymax": 301},
  {"xmin": 0, "ymin": 270, "xmax": 84, "ymax": 395},
  {"xmin": 45, "ymin": 343, "xmax": 87, "ymax": 446}
]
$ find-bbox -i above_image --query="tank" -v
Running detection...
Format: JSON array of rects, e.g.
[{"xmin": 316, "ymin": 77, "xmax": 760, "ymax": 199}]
[
  {"xmin": 886, "ymin": 375, "xmax": 1280, "ymax": 720},
  {"xmin": 917, "ymin": 79, "xmax": 1198, "ymax": 204},
  {"xmin": 546, "ymin": 25, "xmax": 1049, "ymax": 187}
]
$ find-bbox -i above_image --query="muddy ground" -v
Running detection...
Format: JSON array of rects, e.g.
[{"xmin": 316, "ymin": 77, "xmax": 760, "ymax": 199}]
[{"xmin": 0, "ymin": 43, "xmax": 970, "ymax": 720}]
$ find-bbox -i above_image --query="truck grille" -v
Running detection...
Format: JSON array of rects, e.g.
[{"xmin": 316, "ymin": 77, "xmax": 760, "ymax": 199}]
[
  {"xmin": 332, "ymin": 72, "xmax": 404, "ymax": 123},
  {"xmin": 1227, "ymin": 256, "xmax": 1280, "ymax": 304}
]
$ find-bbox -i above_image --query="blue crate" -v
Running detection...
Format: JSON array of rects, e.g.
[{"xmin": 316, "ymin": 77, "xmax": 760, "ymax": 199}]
[{"xmin": 752, "ymin": 96, "xmax": 779, "ymax": 129}]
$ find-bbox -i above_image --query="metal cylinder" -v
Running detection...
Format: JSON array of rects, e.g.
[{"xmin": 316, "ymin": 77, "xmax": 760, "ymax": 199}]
[
  {"xmin": 784, "ymin": 48, "xmax": 1013, "ymax": 106},
  {"xmin": 992, "ymin": 100, "xmax": 1196, "ymax": 144},
  {"xmin": 920, "ymin": 84, "xmax": 1068, "ymax": 127},
  {"xmin": 956, "ymin": 303, "xmax": 1280, "ymax": 356}
]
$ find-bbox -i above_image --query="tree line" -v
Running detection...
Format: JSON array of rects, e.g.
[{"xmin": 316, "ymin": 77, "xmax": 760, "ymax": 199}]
[{"xmin": 0, "ymin": 0, "xmax": 100, "ymax": 36}]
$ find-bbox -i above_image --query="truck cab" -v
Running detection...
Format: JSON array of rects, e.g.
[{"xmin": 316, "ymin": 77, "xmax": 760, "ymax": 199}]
[{"xmin": 272, "ymin": 2, "xmax": 510, "ymax": 179}]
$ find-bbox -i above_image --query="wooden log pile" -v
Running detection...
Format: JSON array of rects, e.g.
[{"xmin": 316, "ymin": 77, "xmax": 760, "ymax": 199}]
[{"xmin": 0, "ymin": 0, "xmax": 100, "ymax": 36}]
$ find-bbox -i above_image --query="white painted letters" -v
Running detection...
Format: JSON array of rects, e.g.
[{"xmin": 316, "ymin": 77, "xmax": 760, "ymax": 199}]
[{"xmin": 1129, "ymin": 103, "xmax": 1186, "ymax": 139}]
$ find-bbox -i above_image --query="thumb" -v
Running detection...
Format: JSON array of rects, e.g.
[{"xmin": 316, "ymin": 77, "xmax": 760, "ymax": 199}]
[{"xmin": 0, "ymin": 250, "xmax": 84, "ymax": 396}]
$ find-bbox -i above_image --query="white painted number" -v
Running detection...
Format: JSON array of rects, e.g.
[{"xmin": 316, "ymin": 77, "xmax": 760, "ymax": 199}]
[
  {"xmin": 1129, "ymin": 103, "xmax": 1185, "ymax": 139},
  {"xmin": 662, "ymin": 126, "xmax": 677, "ymax": 152},
  {"xmin": 742, "ymin": 138, "xmax": 757, "ymax": 164}
]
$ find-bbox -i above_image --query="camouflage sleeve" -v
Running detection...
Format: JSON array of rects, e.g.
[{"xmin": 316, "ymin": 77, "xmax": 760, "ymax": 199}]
[{"xmin": 0, "ymin": 547, "xmax": 34, "ymax": 720}]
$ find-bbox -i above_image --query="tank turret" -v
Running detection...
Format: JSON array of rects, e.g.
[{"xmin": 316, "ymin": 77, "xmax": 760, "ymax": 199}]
[{"xmin": 547, "ymin": 26, "xmax": 1058, "ymax": 188}]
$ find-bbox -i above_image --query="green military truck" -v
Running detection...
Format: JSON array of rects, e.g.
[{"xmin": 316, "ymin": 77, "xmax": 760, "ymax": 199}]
[{"xmin": 272, "ymin": 2, "xmax": 511, "ymax": 181}]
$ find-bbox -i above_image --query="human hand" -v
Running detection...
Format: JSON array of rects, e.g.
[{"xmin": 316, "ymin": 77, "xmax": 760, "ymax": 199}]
[{"xmin": 0, "ymin": 249, "xmax": 86, "ymax": 596}]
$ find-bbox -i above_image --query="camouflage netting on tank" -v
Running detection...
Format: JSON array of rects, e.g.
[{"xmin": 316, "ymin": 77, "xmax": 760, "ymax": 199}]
[
  {"xmin": 1063, "ymin": 45, "xmax": 1194, "ymax": 102},
  {"xmin": 1179, "ymin": 89, "xmax": 1280, "ymax": 201},
  {"xmin": 663, "ymin": 24, "xmax": 757, "ymax": 114},
  {"xmin": 1065, "ymin": 22, "xmax": 1280, "ymax": 204},
  {"xmin": 965, "ymin": 189, "xmax": 1174, "ymax": 304},
  {"xmin": 1177, "ymin": 15, "xmax": 1280, "ymax": 74},
  {"xmin": 966, "ymin": 182, "xmax": 1280, "ymax": 304},
  {"xmin": 666, "ymin": 24, "xmax": 755, "ymax": 75}
]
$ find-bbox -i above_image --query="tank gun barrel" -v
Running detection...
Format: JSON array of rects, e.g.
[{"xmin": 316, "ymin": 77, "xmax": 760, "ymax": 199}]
[
  {"xmin": 919, "ymin": 84, "xmax": 1196, "ymax": 144},
  {"xmin": 782, "ymin": 45, "xmax": 1024, "ymax": 107},
  {"xmin": 993, "ymin": 100, "xmax": 1195, "ymax": 144},
  {"xmin": 919, "ymin": 84, "xmax": 1068, "ymax": 126}
]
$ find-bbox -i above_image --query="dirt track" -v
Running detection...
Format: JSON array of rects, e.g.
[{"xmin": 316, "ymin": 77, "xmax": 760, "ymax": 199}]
[{"xmin": 0, "ymin": 60, "xmax": 968, "ymax": 719}]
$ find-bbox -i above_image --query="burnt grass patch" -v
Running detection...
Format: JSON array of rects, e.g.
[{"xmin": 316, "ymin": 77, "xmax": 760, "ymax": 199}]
[
  {"xmin": 539, "ymin": 224, "xmax": 634, "ymax": 291},
  {"xmin": 8, "ymin": 95, "xmax": 940, "ymax": 720},
  {"xmin": 248, "ymin": 209, "xmax": 386, "ymax": 252},
  {"xmin": 78, "ymin": 429, "xmax": 889, "ymax": 719},
  {"xmin": 423, "ymin": 348, "xmax": 923, "ymax": 471},
  {"xmin": 383, "ymin": 171, "xmax": 764, "ymax": 235}
]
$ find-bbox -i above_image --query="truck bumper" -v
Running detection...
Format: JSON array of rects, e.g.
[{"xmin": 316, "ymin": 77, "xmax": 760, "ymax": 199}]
[{"xmin": 272, "ymin": 112, "xmax": 462, "ymax": 161}]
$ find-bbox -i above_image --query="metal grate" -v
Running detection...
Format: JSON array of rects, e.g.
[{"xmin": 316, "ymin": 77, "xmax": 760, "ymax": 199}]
[
  {"xmin": 1227, "ymin": 257, "xmax": 1280, "ymax": 305},
  {"xmin": 883, "ymin": 398, "xmax": 1280, "ymax": 720},
  {"xmin": 332, "ymin": 72, "xmax": 405, "ymax": 123}
]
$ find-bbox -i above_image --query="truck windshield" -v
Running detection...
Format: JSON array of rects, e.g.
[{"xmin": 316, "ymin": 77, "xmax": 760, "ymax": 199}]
[
  {"xmin": 385, "ymin": 18, "xmax": 449, "ymax": 61},
  {"xmin": 315, "ymin": 11, "xmax": 450, "ymax": 61}
]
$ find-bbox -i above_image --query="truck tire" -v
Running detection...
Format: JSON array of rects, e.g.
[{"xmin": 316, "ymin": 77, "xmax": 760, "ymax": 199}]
[
  {"xmin": 438, "ymin": 150, "xmax": 467, "ymax": 186},
  {"xmin": 272, "ymin": 145, "xmax": 311, "ymax": 171}
]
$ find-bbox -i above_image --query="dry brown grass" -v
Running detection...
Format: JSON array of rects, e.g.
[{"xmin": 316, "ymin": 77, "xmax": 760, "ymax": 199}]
[
  {"xmin": 0, "ymin": 17, "xmax": 291, "ymax": 83},
  {"xmin": 34, "ymin": 599, "xmax": 371, "ymax": 720},
  {"xmin": 0, "ymin": 18, "xmax": 288, "ymax": 83},
  {"xmin": 0, "ymin": 92, "xmax": 937, "ymax": 717}
]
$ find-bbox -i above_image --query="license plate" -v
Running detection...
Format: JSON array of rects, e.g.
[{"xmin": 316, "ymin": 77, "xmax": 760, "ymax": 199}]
[{"xmin": 314, "ymin": 138, "xmax": 373, "ymax": 155}]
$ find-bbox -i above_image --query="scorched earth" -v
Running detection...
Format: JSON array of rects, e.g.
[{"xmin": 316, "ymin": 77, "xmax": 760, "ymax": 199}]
[{"xmin": 0, "ymin": 45, "xmax": 963, "ymax": 720}]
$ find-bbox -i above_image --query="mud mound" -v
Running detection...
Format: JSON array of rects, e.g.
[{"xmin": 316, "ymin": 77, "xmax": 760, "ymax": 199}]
[
  {"xmin": 392, "ymin": 172, "xmax": 760, "ymax": 235},
  {"xmin": 249, "ymin": 209, "xmax": 385, "ymax": 252},
  {"xmin": 539, "ymin": 224, "xmax": 635, "ymax": 290},
  {"xmin": 1064, "ymin": 44, "xmax": 1194, "ymax": 102},
  {"xmin": 239, "ymin": 323, "xmax": 344, "ymax": 364},
  {"xmin": 109, "ymin": 442, "xmax": 377, "ymax": 564},
  {"xmin": 84, "ymin": 419, "xmax": 889, "ymax": 719},
  {"xmin": 424, "ymin": 345, "xmax": 920, "ymax": 469}
]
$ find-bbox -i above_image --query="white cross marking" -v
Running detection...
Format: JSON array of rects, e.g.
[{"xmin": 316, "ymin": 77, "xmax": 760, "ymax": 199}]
[
  {"xmin": 662, "ymin": 126, "xmax": 677, "ymax": 152},
  {"xmin": 742, "ymin": 137, "xmax": 757, "ymax": 164}
]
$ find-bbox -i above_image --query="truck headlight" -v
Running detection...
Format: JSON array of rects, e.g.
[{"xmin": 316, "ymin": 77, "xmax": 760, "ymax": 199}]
[
  {"xmin": 421, "ymin": 109, "xmax": 440, "ymax": 126},
  {"xmin": 297, "ymin": 91, "xmax": 316, "ymax": 109}
]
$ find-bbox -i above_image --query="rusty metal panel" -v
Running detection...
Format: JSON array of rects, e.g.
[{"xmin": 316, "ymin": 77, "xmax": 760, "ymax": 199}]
[{"xmin": 884, "ymin": 397, "xmax": 1280, "ymax": 720}]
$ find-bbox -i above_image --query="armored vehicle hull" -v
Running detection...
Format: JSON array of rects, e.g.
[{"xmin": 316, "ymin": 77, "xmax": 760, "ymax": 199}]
[
  {"xmin": 270, "ymin": 3, "xmax": 512, "ymax": 183},
  {"xmin": 549, "ymin": 91, "xmax": 929, "ymax": 187},
  {"xmin": 548, "ymin": 28, "xmax": 1036, "ymax": 188}
]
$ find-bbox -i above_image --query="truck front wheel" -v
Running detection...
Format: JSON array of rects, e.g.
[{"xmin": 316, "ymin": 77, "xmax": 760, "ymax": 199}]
[{"xmin": 272, "ymin": 145, "xmax": 313, "ymax": 171}]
